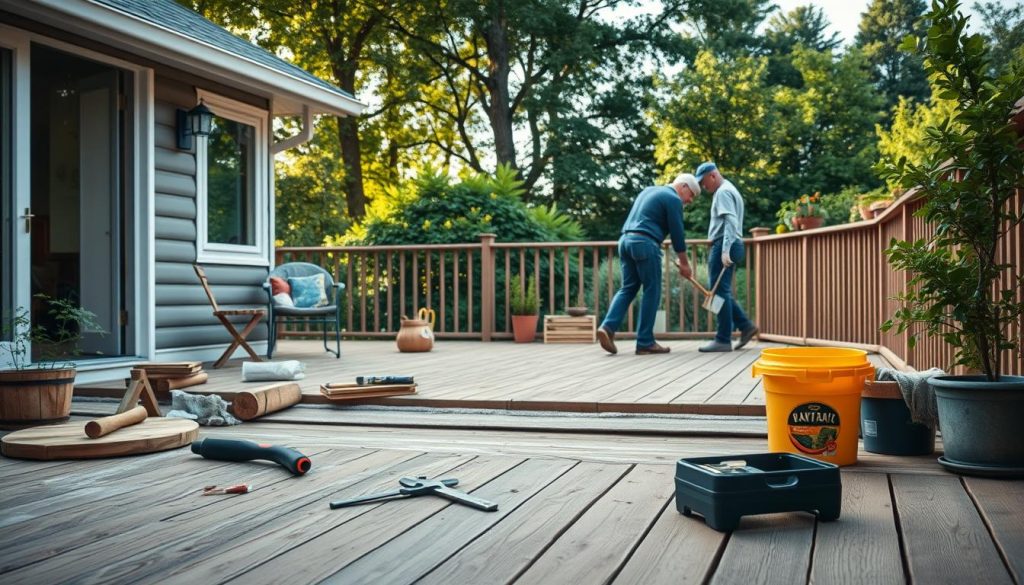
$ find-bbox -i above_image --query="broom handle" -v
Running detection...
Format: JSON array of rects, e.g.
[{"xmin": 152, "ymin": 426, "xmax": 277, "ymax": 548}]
[
  {"xmin": 709, "ymin": 267, "xmax": 728, "ymax": 296},
  {"xmin": 672, "ymin": 259, "xmax": 715, "ymax": 297}
]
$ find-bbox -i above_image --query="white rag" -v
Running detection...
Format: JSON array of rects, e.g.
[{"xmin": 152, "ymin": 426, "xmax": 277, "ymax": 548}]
[{"xmin": 242, "ymin": 360, "xmax": 306, "ymax": 382}]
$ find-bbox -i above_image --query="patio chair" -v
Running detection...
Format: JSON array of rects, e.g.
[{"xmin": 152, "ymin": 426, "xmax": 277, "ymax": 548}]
[
  {"xmin": 264, "ymin": 262, "xmax": 343, "ymax": 359},
  {"xmin": 193, "ymin": 264, "xmax": 267, "ymax": 369}
]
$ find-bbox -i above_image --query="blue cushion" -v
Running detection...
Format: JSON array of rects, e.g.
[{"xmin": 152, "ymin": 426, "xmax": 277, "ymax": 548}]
[{"xmin": 288, "ymin": 274, "xmax": 328, "ymax": 308}]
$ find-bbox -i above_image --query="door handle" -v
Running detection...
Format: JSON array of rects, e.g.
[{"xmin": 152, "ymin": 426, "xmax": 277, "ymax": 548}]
[{"xmin": 20, "ymin": 208, "xmax": 34, "ymax": 233}]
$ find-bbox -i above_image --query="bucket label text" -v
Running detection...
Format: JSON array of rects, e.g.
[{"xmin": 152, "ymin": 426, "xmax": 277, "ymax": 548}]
[{"xmin": 788, "ymin": 402, "xmax": 840, "ymax": 457}]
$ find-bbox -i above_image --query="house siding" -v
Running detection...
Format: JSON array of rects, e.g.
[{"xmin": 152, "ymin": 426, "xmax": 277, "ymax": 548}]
[{"xmin": 153, "ymin": 76, "xmax": 268, "ymax": 351}]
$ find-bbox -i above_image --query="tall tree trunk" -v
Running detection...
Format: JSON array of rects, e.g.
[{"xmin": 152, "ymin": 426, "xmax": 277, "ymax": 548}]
[
  {"xmin": 337, "ymin": 116, "xmax": 366, "ymax": 219},
  {"xmin": 484, "ymin": 0, "xmax": 517, "ymax": 170}
]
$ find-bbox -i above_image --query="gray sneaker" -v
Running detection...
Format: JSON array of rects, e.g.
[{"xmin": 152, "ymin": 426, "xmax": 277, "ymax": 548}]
[
  {"xmin": 698, "ymin": 340, "xmax": 733, "ymax": 353},
  {"xmin": 734, "ymin": 326, "xmax": 759, "ymax": 350}
]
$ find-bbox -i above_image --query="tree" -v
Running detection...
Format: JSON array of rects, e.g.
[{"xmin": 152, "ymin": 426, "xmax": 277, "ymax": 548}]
[
  {"xmin": 875, "ymin": 89, "xmax": 958, "ymax": 188},
  {"xmin": 855, "ymin": 0, "xmax": 930, "ymax": 112},
  {"xmin": 183, "ymin": 0, "xmax": 412, "ymax": 220},
  {"xmin": 683, "ymin": 0, "xmax": 776, "ymax": 59},
  {"xmin": 975, "ymin": 1, "xmax": 1024, "ymax": 75},
  {"xmin": 764, "ymin": 5, "xmax": 842, "ymax": 87}
]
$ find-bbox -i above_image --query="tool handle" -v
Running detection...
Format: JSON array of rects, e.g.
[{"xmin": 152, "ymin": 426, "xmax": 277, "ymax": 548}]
[
  {"xmin": 356, "ymin": 375, "xmax": 415, "ymax": 385},
  {"xmin": 329, "ymin": 488, "xmax": 404, "ymax": 509},
  {"xmin": 435, "ymin": 486, "xmax": 499, "ymax": 512},
  {"xmin": 684, "ymin": 275, "xmax": 712, "ymax": 297},
  {"xmin": 191, "ymin": 438, "xmax": 311, "ymax": 475},
  {"xmin": 709, "ymin": 267, "xmax": 728, "ymax": 295},
  {"xmin": 85, "ymin": 405, "xmax": 148, "ymax": 439}
]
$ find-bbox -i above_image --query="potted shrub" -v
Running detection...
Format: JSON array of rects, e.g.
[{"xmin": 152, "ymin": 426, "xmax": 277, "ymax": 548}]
[
  {"xmin": 878, "ymin": 0, "xmax": 1024, "ymax": 474},
  {"xmin": 777, "ymin": 193, "xmax": 828, "ymax": 231},
  {"xmin": 0, "ymin": 296, "xmax": 104, "ymax": 428},
  {"xmin": 509, "ymin": 275, "xmax": 539, "ymax": 343},
  {"xmin": 855, "ymin": 188, "xmax": 892, "ymax": 221}
]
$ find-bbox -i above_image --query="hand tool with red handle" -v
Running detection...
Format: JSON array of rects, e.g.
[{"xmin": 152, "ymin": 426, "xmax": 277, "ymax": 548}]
[{"xmin": 190, "ymin": 438, "xmax": 311, "ymax": 475}]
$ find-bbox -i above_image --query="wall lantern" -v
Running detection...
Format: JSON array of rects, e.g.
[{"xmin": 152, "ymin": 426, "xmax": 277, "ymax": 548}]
[{"xmin": 176, "ymin": 100, "xmax": 214, "ymax": 150}]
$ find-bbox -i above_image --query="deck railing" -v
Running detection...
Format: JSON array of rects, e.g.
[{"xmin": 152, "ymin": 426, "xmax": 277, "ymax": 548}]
[
  {"xmin": 749, "ymin": 187, "xmax": 1023, "ymax": 375},
  {"xmin": 276, "ymin": 236, "xmax": 755, "ymax": 341}
]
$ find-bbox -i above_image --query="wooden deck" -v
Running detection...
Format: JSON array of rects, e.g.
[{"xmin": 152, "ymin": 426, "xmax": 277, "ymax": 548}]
[
  {"xmin": 84, "ymin": 339, "xmax": 892, "ymax": 416},
  {"xmin": 1, "ymin": 415, "xmax": 1020, "ymax": 585}
]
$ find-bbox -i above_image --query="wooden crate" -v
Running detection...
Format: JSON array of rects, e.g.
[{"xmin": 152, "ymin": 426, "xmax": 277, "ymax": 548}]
[{"xmin": 543, "ymin": 315, "xmax": 596, "ymax": 344}]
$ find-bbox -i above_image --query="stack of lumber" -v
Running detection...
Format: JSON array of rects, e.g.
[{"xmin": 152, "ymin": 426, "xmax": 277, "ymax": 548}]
[
  {"xmin": 319, "ymin": 381, "xmax": 417, "ymax": 402},
  {"xmin": 543, "ymin": 315, "xmax": 596, "ymax": 343},
  {"xmin": 135, "ymin": 362, "xmax": 208, "ymax": 394}
]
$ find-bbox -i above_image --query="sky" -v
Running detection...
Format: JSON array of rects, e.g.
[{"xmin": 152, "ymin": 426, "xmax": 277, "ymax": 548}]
[{"xmin": 770, "ymin": 0, "xmax": 1013, "ymax": 45}]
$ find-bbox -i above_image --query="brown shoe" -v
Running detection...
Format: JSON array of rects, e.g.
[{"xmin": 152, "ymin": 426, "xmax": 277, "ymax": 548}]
[
  {"xmin": 636, "ymin": 342, "xmax": 670, "ymax": 355},
  {"xmin": 597, "ymin": 327, "xmax": 617, "ymax": 354}
]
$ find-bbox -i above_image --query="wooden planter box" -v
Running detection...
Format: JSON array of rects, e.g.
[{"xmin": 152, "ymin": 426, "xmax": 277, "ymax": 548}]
[{"xmin": 543, "ymin": 315, "xmax": 596, "ymax": 344}]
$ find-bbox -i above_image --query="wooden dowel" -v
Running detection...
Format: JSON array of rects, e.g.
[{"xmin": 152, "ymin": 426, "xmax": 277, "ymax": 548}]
[
  {"xmin": 231, "ymin": 383, "xmax": 302, "ymax": 421},
  {"xmin": 85, "ymin": 405, "xmax": 147, "ymax": 439}
]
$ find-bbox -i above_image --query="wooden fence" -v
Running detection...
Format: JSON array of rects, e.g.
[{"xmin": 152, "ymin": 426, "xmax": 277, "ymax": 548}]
[
  {"xmin": 275, "ymin": 236, "xmax": 756, "ymax": 341},
  {"xmin": 750, "ymin": 188, "xmax": 1023, "ymax": 375}
]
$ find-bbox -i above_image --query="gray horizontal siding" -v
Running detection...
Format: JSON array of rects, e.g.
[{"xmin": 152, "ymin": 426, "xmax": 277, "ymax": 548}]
[{"xmin": 153, "ymin": 81, "xmax": 267, "ymax": 350}]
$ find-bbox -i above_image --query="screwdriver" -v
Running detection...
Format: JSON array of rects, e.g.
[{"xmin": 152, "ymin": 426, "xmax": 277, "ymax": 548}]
[{"xmin": 191, "ymin": 438, "xmax": 311, "ymax": 475}]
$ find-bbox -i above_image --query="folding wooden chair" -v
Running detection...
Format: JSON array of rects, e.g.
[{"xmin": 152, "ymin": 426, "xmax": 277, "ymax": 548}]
[{"xmin": 194, "ymin": 264, "xmax": 266, "ymax": 369}]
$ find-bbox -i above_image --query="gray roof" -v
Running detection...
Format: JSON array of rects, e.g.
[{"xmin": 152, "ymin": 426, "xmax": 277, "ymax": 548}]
[{"xmin": 92, "ymin": 0, "xmax": 354, "ymax": 100}]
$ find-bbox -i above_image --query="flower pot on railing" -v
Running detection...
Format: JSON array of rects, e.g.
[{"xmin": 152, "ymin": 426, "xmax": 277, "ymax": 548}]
[{"xmin": 793, "ymin": 216, "xmax": 825, "ymax": 230}]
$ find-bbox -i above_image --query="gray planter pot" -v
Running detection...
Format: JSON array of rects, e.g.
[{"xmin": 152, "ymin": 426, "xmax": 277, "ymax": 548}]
[{"xmin": 931, "ymin": 375, "xmax": 1024, "ymax": 471}]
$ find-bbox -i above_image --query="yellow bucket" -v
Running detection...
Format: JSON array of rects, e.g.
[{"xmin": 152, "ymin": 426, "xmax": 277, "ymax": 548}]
[{"xmin": 753, "ymin": 347, "xmax": 874, "ymax": 466}]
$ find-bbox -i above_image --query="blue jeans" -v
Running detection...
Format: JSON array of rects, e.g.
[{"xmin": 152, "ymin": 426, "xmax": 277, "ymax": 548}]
[
  {"xmin": 600, "ymin": 234, "xmax": 662, "ymax": 348},
  {"xmin": 709, "ymin": 239, "xmax": 754, "ymax": 344}
]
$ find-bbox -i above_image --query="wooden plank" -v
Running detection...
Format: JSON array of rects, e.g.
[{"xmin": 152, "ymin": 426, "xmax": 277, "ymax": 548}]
[
  {"xmin": 891, "ymin": 474, "xmax": 1014, "ymax": 585},
  {"xmin": 317, "ymin": 457, "xmax": 575, "ymax": 585},
  {"xmin": 419, "ymin": 461, "xmax": 631, "ymax": 584},
  {"xmin": 0, "ymin": 445, "xmax": 338, "ymax": 574},
  {"xmin": 0, "ymin": 448, "xmax": 416, "ymax": 584},
  {"xmin": 810, "ymin": 473, "xmax": 903, "ymax": 585},
  {"xmin": 225, "ymin": 456, "xmax": 540, "ymax": 585},
  {"xmin": 0, "ymin": 418, "xmax": 197, "ymax": 460},
  {"xmin": 709, "ymin": 513, "xmax": 815, "ymax": 585},
  {"xmin": 154, "ymin": 453, "xmax": 512, "ymax": 585},
  {"xmin": 613, "ymin": 496, "xmax": 727, "ymax": 584},
  {"xmin": 516, "ymin": 464, "xmax": 676, "ymax": 584},
  {"xmin": 962, "ymin": 477, "xmax": 1024, "ymax": 583}
]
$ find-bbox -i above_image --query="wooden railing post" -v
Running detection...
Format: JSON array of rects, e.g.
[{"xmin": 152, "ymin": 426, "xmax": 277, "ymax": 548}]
[
  {"xmin": 478, "ymin": 233, "xmax": 496, "ymax": 342},
  {"xmin": 750, "ymin": 228, "xmax": 770, "ymax": 327}
]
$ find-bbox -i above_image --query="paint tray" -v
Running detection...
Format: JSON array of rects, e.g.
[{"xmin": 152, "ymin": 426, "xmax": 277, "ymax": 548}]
[{"xmin": 674, "ymin": 452, "xmax": 841, "ymax": 532}]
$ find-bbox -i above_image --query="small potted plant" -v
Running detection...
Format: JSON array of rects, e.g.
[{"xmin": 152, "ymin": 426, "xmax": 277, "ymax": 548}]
[
  {"xmin": 508, "ymin": 275, "xmax": 539, "ymax": 343},
  {"xmin": 777, "ymin": 193, "xmax": 828, "ymax": 231},
  {"xmin": 0, "ymin": 295, "xmax": 104, "ymax": 428},
  {"xmin": 855, "ymin": 188, "xmax": 893, "ymax": 221},
  {"xmin": 878, "ymin": 0, "xmax": 1024, "ymax": 474}
]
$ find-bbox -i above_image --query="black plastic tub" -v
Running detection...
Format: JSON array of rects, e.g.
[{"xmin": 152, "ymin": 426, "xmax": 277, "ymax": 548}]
[{"xmin": 675, "ymin": 452, "xmax": 842, "ymax": 532}]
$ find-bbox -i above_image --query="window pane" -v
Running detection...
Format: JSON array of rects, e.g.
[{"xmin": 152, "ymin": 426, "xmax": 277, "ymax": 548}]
[
  {"xmin": 206, "ymin": 115, "xmax": 254, "ymax": 246},
  {"xmin": 1, "ymin": 48, "xmax": 12, "ymax": 341}
]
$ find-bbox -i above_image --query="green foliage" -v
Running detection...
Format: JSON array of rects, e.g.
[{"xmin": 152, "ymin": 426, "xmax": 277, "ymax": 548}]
[
  {"xmin": 776, "ymin": 192, "xmax": 827, "ymax": 230},
  {"xmin": 876, "ymin": 90, "xmax": 958, "ymax": 188},
  {"xmin": 855, "ymin": 0, "xmax": 930, "ymax": 112},
  {"xmin": 764, "ymin": 5, "xmax": 842, "ymax": 87},
  {"xmin": 351, "ymin": 164, "xmax": 582, "ymax": 245},
  {"xmin": 975, "ymin": 1, "xmax": 1024, "ymax": 75},
  {"xmin": 1, "ymin": 296, "xmax": 105, "ymax": 370},
  {"xmin": 876, "ymin": 0, "xmax": 1024, "ymax": 380},
  {"xmin": 509, "ymin": 275, "xmax": 539, "ymax": 316}
]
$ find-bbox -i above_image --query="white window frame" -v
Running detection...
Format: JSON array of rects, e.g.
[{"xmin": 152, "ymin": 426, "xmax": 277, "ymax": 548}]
[{"xmin": 195, "ymin": 89, "xmax": 270, "ymax": 266}]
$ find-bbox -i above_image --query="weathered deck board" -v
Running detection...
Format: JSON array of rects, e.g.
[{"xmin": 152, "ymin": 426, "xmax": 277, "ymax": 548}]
[
  {"xmin": 891, "ymin": 474, "xmax": 1015, "ymax": 585},
  {"xmin": 0, "ymin": 419, "xmax": 1019, "ymax": 585},
  {"xmin": 77, "ymin": 339, "xmax": 839, "ymax": 415}
]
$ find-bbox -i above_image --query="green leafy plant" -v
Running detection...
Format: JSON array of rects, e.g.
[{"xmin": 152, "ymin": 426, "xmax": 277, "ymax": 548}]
[
  {"xmin": 509, "ymin": 275, "xmax": 539, "ymax": 316},
  {"xmin": 776, "ymin": 192, "xmax": 829, "ymax": 229},
  {"xmin": 1, "ymin": 295, "xmax": 106, "ymax": 370},
  {"xmin": 877, "ymin": 0, "xmax": 1024, "ymax": 380}
]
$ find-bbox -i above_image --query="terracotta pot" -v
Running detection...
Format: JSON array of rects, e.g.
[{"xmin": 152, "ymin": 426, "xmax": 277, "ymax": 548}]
[
  {"xmin": 793, "ymin": 216, "xmax": 824, "ymax": 230},
  {"xmin": 0, "ymin": 367, "xmax": 75, "ymax": 429},
  {"xmin": 511, "ymin": 314, "xmax": 539, "ymax": 343},
  {"xmin": 396, "ymin": 317, "xmax": 434, "ymax": 352},
  {"xmin": 858, "ymin": 205, "xmax": 874, "ymax": 221},
  {"xmin": 869, "ymin": 200, "xmax": 892, "ymax": 218}
]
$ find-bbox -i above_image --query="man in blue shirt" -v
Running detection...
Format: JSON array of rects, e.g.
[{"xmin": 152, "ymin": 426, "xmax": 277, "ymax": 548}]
[
  {"xmin": 694, "ymin": 162, "xmax": 759, "ymax": 352},
  {"xmin": 597, "ymin": 174, "xmax": 699, "ymax": 355}
]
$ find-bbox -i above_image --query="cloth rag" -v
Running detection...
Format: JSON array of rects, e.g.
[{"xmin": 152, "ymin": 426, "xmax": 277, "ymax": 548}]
[
  {"xmin": 242, "ymin": 360, "xmax": 305, "ymax": 382},
  {"xmin": 875, "ymin": 367, "xmax": 946, "ymax": 429},
  {"xmin": 167, "ymin": 390, "xmax": 241, "ymax": 426}
]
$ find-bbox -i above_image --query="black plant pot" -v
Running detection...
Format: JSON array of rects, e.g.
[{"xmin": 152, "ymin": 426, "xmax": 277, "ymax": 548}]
[{"xmin": 931, "ymin": 375, "xmax": 1024, "ymax": 477}]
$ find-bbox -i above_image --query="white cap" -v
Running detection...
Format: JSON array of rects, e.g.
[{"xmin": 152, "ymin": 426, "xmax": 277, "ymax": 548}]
[{"xmin": 673, "ymin": 173, "xmax": 701, "ymax": 197}]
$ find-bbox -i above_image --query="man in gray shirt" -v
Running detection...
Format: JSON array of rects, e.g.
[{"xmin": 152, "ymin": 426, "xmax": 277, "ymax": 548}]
[
  {"xmin": 694, "ymin": 162, "xmax": 758, "ymax": 352},
  {"xmin": 597, "ymin": 174, "xmax": 699, "ymax": 355}
]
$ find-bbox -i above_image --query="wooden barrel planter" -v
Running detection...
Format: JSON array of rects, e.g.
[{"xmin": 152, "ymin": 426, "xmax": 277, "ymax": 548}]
[{"xmin": 0, "ymin": 368, "xmax": 76, "ymax": 429}]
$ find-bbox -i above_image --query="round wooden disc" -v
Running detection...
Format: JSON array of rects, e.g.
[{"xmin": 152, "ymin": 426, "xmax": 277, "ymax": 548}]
[{"xmin": 0, "ymin": 418, "xmax": 199, "ymax": 460}]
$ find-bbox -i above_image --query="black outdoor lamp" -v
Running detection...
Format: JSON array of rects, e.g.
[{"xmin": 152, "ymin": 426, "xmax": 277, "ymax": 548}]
[{"xmin": 176, "ymin": 99, "xmax": 214, "ymax": 150}]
